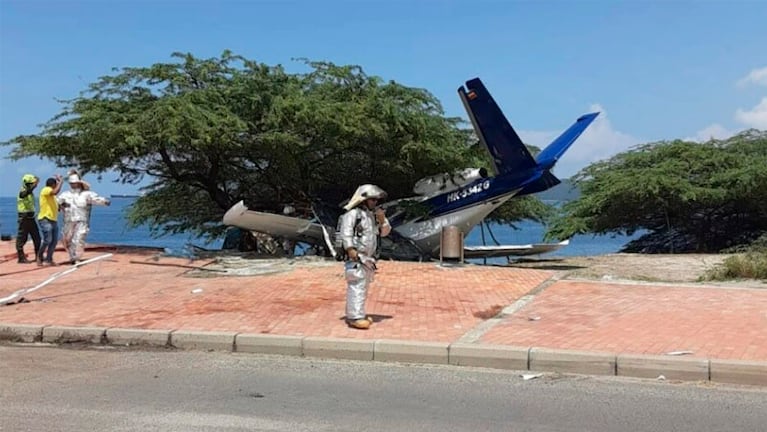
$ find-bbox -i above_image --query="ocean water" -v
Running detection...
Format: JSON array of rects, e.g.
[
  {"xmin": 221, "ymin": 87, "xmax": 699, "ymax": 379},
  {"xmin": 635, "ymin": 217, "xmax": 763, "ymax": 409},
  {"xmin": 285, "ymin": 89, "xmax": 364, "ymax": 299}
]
[
  {"xmin": 0, "ymin": 196, "xmax": 219, "ymax": 250},
  {"xmin": 0, "ymin": 196, "xmax": 640, "ymax": 257}
]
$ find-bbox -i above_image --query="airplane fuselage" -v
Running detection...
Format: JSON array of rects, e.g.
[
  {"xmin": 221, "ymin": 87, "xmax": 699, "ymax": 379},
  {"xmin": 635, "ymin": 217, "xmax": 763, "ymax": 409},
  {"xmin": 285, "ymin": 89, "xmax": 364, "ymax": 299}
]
[{"xmin": 387, "ymin": 166, "xmax": 547, "ymax": 255}]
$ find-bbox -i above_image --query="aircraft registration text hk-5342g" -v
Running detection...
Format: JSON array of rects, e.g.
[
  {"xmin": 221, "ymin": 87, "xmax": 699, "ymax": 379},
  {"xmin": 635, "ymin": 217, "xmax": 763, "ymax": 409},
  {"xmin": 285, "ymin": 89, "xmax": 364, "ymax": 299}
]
[{"xmin": 446, "ymin": 180, "xmax": 491, "ymax": 203}]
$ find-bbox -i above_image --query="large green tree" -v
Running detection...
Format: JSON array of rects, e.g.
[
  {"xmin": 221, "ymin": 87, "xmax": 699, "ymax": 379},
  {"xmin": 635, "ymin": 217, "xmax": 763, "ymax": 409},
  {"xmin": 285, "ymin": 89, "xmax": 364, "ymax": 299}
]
[
  {"xmin": 3, "ymin": 51, "xmax": 551, "ymax": 243},
  {"xmin": 546, "ymin": 130, "xmax": 767, "ymax": 252}
]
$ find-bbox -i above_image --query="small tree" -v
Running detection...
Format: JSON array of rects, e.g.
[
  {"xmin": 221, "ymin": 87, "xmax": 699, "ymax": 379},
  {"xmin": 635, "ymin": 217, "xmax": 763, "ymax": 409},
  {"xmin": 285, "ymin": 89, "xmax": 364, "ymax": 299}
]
[{"xmin": 546, "ymin": 130, "xmax": 767, "ymax": 253}]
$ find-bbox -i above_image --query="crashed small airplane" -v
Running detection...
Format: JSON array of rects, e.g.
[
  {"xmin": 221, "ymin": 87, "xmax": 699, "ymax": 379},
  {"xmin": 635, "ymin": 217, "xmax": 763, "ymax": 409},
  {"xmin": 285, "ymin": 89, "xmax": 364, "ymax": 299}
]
[{"xmin": 223, "ymin": 78, "xmax": 599, "ymax": 261}]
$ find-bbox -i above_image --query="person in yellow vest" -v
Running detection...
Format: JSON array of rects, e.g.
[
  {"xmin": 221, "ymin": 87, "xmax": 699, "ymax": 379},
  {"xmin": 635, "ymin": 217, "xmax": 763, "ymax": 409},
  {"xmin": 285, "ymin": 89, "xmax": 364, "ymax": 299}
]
[
  {"xmin": 16, "ymin": 174, "xmax": 41, "ymax": 264},
  {"xmin": 37, "ymin": 175, "xmax": 64, "ymax": 265}
]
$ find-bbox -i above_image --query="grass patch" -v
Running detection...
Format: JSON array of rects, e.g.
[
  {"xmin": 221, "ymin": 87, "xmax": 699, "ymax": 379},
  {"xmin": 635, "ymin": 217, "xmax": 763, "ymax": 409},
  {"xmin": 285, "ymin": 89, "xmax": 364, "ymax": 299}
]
[{"xmin": 701, "ymin": 252, "xmax": 767, "ymax": 281}]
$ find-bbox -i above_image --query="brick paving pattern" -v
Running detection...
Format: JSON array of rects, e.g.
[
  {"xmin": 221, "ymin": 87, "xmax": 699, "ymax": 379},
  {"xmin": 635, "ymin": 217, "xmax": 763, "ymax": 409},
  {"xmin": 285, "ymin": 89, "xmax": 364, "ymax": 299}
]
[
  {"xmin": 2, "ymin": 241, "xmax": 766, "ymax": 361},
  {"xmin": 480, "ymin": 280, "xmax": 767, "ymax": 361},
  {"xmin": 0, "ymin": 242, "xmax": 551, "ymax": 342}
]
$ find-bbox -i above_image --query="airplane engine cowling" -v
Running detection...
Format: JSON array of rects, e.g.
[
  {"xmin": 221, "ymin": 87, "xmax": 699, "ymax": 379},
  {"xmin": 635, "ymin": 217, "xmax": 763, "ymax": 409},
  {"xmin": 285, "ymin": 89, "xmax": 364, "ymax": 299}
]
[{"xmin": 413, "ymin": 168, "xmax": 488, "ymax": 196}]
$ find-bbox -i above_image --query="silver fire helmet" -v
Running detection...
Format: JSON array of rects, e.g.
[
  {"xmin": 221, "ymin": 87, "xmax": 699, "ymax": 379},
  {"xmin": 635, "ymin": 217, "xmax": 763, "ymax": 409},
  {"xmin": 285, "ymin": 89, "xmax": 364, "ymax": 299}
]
[{"xmin": 342, "ymin": 184, "xmax": 387, "ymax": 211}]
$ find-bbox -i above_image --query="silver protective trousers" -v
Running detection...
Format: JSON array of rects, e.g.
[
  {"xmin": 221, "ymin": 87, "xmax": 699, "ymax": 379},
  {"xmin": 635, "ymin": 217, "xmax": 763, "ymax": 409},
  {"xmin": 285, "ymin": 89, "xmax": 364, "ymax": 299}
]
[
  {"xmin": 62, "ymin": 221, "xmax": 89, "ymax": 261},
  {"xmin": 345, "ymin": 260, "xmax": 375, "ymax": 320}
]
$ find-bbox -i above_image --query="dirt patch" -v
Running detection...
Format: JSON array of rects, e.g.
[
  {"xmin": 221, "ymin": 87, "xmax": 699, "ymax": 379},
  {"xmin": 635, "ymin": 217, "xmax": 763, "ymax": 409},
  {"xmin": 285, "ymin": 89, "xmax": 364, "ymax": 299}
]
[
  {"xmin": 473, "ymin": 304, "xmax": 504, "ymax": 319},
  {"xmin": 508, "ymin": 253, "xmax": 766, "ymax": 288}
]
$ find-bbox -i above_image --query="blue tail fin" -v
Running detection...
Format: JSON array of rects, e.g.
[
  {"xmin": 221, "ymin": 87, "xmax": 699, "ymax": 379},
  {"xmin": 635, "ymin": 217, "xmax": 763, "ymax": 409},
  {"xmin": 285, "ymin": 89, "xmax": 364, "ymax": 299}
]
[
  {"xmin": 458, "ymin": 78, "xmax": 537, "ymax": 175},
  {"xmin": 517, "ymin": 113, "xmax": 600, "ymax": 197},
  {"xmin": 534, "ymin": 112, "xmax": 600, "ymax": 170},
  {"xmin": 459, "ymin": 78, "xmax": 600, "ymax": 179}
]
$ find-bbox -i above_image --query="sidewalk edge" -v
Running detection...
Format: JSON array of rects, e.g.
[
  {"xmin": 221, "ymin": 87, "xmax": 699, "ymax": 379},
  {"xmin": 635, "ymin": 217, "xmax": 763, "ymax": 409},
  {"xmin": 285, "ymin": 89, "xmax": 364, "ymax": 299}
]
[{"xmin": 1, "ymin": 323, "xmax": 765, "ymax": 387}]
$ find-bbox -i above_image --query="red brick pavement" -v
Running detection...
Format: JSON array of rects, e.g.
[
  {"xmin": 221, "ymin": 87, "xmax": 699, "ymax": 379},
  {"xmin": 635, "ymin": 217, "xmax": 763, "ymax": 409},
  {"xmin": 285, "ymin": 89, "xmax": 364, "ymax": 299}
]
[
  {"xmin": 0, "ymin": 241, "xmax": 552, "ymax": 342},
  {"xmin": 3, "ymin": 240, "xmax": 766, "ymax": 362},
  {"xmin": 481, "ymin": 280, "xmax": 767, "ymax": 361}
]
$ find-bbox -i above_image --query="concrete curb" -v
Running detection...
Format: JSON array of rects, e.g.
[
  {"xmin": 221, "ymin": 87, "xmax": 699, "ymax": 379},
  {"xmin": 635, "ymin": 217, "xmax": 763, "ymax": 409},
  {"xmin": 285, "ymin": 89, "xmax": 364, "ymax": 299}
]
[
  {"xmin": 236, "ymin": 333, "xmax": 303, "ymax": 356},
  {"xmin": 106, "ymin": 328, "xmax": 172, "ymax": 347},
  {"xmin": 303, "ymin": 337, "xmax": 375, "ymax": 361},
  {"xmin": 170, "ymin": 330, "xmax": 237, "ymax": 351},
  {"xmin": 2, "ymin": 323, "xmax": 766, "ymax": 387},
  {"xmin": 530, "ymin": 348, "xmax": 616, "ymax": 376},
  {"xmin": 448, "ymin": 343, "xmax": 529, "ymax": 370},
  {"xmin": 42, "ymin": 325, "xmax": 106, "ymax": 344},
  {"xmin": 617, "ymin": 353, "xmax": 709, "ymax": 381},
  {"xmin": 374, "ymin": 339, "xmax": 448, "ymax": 364},
  {"xmin": 0, "ymin": 322, "xmax": 44, "ymax": 342},
  {"xmin": 710, "ymin": 359, "xmax": 767, "ymax": 386}
]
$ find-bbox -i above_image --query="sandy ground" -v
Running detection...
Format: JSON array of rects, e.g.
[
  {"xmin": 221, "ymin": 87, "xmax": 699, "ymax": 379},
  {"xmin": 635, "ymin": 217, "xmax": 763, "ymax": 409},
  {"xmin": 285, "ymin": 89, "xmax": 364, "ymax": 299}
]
[
  {"xmin": 191, "ymin": 251, "xmax": 767, "ymax": 289},
  {"xmin": 507, "ymin": 253, "xmax": 767, "ymax": 288},
  {"xmin": 191, "ymin": 251, "xmax": 767, "ymax": 288}
]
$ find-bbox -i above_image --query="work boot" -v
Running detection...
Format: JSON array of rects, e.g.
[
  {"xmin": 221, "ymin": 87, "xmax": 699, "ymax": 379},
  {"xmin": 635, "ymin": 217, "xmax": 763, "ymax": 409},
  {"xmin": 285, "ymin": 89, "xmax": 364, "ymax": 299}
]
[
  {"xmin": 346, "ymin": 318, "xmax": 371, "ymax": 330},
  {"xmin": 17, "ymin": 251, "xmax": 31, "ymax": 264}
]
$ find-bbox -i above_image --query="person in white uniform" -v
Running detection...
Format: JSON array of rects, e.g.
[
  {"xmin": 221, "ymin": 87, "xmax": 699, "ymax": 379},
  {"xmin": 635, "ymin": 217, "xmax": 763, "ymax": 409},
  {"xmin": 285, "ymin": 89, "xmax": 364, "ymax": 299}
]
[
  {"xmin": 57, "ymin": 173, "xmax": 111, "ymax": 264},
  {"xmin": 338, "ymin": 184, "xmax": 391, "ymax": 329}
]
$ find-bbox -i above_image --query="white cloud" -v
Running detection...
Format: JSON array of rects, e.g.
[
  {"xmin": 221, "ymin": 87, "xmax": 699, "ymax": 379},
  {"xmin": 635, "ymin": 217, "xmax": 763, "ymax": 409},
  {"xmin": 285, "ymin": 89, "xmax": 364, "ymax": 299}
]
[
  {"xmin": 518, "ymin": 130, "xmax": 558, "ymax": 149},
  {"xmin": 735, "ymin": 97, "xmax": 767, "ymax": 129},
  {"xmin": 737, "ymin": 66, "xmax": 767, "ymax": 88},
  {"xmin": 685, "ymin": 123, "xmax": 734, "ymax": 142},
  {"xmin": 520, "ymin": 104, "xmax": 641, "ymax": 177}
]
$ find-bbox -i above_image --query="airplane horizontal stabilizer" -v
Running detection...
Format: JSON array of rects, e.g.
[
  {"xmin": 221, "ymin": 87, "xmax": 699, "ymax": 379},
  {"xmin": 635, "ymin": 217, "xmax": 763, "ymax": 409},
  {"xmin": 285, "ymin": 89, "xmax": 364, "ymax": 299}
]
[{"xmin": 535, "ymin": 112, "xmax": 600, "ymax": 170}]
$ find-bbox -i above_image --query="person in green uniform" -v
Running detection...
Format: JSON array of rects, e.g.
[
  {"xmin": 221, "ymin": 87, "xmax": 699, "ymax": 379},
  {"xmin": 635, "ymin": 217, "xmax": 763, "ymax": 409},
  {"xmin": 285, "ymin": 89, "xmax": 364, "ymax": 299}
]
[{"xmin": 16, "ymin": 174, "xmax": 41, "ymax": 264}]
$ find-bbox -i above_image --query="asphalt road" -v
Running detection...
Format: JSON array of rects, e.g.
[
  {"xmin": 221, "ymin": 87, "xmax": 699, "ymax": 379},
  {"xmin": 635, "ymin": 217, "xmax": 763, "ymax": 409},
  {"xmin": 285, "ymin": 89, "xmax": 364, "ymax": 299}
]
[{"xmin": 1, "ymin": 344, "xmax": 766, "ymax": 432}]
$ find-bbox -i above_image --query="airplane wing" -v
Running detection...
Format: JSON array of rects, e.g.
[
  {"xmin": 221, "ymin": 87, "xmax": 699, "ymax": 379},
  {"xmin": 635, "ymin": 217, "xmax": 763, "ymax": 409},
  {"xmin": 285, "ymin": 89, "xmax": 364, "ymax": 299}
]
[
  {"xmin": 463, "ymin": 239, "xmax": 570, "ymax": 259},
  {"xmin": 222, "ymin": 200, "xmax": 327, "ymax": 244}
]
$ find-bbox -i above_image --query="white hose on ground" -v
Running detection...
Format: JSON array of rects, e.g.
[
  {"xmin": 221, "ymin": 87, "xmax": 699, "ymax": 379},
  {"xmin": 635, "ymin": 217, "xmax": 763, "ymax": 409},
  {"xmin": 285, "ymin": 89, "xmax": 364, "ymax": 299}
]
[{"xmin": 0, "ymin": 253, "xmax": 113, "ymax": 305}]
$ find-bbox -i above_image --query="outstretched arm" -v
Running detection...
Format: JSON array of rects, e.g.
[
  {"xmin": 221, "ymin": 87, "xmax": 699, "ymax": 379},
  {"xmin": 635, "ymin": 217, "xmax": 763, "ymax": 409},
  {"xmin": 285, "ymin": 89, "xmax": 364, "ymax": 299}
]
[{"xmin": 87, "ymin": 192, "xmax": 111, "ymax": 206}]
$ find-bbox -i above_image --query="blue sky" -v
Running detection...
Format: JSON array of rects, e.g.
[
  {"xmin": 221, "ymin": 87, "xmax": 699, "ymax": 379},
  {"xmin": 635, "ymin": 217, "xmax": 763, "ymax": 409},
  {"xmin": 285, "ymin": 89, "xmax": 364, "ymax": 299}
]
[{"xmin": 1, "ymin": 0, "xmax": 766, "ymax": 197}]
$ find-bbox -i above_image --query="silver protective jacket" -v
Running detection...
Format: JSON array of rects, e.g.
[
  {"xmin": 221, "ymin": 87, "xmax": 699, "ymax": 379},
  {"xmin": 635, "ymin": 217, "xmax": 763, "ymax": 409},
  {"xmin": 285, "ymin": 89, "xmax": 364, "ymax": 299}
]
[
  {"xmin": 57, "ymin": 189, "xmax": 109, "ymax": 261},
  {"xmin": 57, "ymin": 190, "xmax": 109, "ymax": 223},
  {"xmin": 339, "ymin": 207, "xmax": 391, "ymax": 258}
]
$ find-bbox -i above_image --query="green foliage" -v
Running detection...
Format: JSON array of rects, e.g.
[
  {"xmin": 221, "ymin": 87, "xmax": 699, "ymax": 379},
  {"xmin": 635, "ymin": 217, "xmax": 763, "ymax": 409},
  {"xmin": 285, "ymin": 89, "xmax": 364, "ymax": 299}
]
[
  {"xmin": 546, "ymin": 130, "xmax": 767, "ymax": 253},
  {"xmin": 722, "ymin": 232, "xmax": 767, "ymax": 253},
  {"xmin": 3, "ymin": 51, "xmax": 547, "ymax": 239},
  {"xmin": 702, "ymin": 252, "xmax": 767, "ymax": 281}
]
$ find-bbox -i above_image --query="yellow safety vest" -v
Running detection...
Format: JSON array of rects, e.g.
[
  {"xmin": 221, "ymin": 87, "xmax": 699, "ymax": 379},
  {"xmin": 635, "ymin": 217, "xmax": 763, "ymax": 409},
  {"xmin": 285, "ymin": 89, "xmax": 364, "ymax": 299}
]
[{"xmin": 17, "ymin": 188, "xmax": 35, "ymax": 213}]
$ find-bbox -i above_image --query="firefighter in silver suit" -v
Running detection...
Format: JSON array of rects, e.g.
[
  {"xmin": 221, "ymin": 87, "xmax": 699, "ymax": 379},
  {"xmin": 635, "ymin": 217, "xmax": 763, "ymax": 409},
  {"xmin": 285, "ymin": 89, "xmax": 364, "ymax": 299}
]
[
  {"xmin": 57, "ymin": 173, "xmax": 110, "ymax": 264},
  {"xmin": 339, "ymin": 184, "xmax": 391, "ymax": 329}
]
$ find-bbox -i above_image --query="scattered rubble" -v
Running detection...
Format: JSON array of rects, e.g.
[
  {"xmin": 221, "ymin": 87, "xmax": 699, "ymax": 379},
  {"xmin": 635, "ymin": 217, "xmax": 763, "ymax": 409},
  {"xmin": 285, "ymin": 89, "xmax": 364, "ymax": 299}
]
[{"xmin": 187, "ymin": 255, "xmax": 337, "ymax": 278}]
